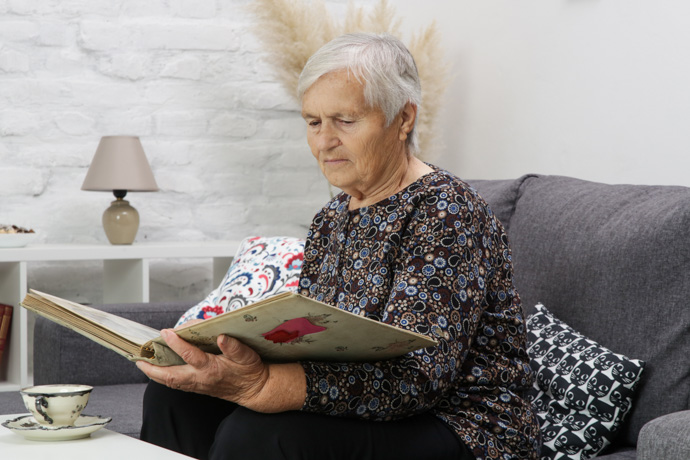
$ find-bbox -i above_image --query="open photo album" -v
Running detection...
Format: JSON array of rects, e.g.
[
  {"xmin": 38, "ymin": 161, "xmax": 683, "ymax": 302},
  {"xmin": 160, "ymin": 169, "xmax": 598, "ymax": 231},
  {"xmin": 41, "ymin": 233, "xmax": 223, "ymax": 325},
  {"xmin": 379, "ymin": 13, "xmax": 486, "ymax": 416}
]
[{"xmin": 21, "ymin": 290, "xmax": 437, "ymax": 366}]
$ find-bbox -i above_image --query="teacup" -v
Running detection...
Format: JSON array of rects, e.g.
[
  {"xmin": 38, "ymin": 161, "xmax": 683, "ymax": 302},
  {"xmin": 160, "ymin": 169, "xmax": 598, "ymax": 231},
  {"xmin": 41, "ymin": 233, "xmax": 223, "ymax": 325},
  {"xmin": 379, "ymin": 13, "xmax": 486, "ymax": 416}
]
[{"xmin": 20, "ymin": 384, "xmax": 93, "ymax": 427}]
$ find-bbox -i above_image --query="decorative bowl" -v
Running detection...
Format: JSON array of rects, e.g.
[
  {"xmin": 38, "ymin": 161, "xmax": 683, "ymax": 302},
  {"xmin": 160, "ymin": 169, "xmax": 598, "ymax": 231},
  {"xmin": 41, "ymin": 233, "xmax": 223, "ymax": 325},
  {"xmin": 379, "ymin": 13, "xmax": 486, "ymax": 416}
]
[{"xmin": 0, "ymin": 232, "xmax": 39, "ymax": 248}]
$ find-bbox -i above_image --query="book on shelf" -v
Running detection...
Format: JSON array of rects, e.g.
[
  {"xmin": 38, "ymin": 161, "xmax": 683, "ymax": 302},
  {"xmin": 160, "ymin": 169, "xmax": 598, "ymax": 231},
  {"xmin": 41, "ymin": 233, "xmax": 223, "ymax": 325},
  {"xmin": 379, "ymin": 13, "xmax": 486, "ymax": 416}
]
[
  {"xmin": 0, "ymin": 303, "xmax": 13, "ymax": 366},
  {"xmin": 21, "ymin": 290, "xmax": 437, "ymax": 367}
]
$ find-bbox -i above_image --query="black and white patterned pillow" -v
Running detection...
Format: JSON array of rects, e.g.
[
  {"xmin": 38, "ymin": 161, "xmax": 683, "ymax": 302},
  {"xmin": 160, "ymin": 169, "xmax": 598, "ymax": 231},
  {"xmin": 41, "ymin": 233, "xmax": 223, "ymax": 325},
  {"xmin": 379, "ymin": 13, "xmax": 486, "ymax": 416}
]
[{"xmin": 526, "ymin": 304, "xmax": 645, "ymax": 460}]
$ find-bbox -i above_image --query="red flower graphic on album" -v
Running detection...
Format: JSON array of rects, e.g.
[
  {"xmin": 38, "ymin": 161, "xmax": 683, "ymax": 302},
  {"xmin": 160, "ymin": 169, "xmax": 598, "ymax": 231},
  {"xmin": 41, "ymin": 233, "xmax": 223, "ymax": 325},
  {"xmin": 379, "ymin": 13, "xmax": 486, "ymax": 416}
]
[
  {"xmin": 262, "ymin": 329, "xmax": 300, "ymax": 343},
  {"xmin": 262, "ymin": 317, "xmax": 327, "ymax": 344}
]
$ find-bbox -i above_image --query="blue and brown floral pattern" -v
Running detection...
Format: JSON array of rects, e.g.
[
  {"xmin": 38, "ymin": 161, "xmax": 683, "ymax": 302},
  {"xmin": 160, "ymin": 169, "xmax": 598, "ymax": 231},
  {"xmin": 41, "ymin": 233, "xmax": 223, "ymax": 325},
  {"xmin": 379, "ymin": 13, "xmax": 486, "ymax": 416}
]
[{"xmin": 298, "ymin": 167, "xmax": 541, "ymax": 460}]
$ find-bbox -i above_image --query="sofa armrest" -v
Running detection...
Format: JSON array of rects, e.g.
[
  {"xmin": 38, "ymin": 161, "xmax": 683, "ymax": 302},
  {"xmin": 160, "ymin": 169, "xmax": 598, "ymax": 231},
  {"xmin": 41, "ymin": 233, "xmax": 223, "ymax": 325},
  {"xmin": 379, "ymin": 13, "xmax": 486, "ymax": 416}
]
[
  {"xmin": 34, "ymin": 301, "xmax": 192, "ymax": 386},
  {"xmin": 637, "ymin": 410, "xmax": 690, "ymax": 460}
]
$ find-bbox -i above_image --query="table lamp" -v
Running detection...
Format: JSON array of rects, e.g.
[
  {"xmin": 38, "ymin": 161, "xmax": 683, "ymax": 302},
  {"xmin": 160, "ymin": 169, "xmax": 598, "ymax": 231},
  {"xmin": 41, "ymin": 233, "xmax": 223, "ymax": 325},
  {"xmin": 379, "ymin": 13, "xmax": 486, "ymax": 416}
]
[{"xmin": 81, "ymin": 136, "xmax": 159, "ymax": 245}]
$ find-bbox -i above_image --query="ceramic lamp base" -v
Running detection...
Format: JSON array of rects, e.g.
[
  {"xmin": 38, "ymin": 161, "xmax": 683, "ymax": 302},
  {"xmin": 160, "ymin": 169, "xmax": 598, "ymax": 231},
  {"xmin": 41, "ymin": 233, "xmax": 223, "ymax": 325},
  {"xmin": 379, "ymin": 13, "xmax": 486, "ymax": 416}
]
[{"xmin": 102, "ymin": 198, "xmax": 139, "ymax": 245}]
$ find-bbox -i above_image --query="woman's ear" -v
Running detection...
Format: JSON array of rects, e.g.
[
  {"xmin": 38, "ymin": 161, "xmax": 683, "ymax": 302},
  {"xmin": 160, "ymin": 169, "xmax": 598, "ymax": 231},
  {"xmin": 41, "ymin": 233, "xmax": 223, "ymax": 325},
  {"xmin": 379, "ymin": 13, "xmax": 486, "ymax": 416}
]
[{"xmin": 398, "ymin": 102, "xmax": 417, "ymax": 142}]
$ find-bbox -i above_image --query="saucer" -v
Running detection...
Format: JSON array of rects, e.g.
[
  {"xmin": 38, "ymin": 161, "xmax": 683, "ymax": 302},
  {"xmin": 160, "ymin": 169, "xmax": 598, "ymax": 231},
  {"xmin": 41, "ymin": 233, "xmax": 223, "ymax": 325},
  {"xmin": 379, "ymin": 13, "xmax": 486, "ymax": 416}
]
[{"xmin": 2, "ymin": 414, "xmax": 112, "ymax": 441}]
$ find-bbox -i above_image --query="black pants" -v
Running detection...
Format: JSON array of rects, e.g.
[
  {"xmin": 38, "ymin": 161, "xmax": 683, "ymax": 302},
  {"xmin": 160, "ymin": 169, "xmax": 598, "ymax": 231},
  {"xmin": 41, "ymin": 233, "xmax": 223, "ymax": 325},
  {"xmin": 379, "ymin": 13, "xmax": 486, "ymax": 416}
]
[{"xmin": 140, "ymin": 381, "xmax": 474, "ymax": 460}]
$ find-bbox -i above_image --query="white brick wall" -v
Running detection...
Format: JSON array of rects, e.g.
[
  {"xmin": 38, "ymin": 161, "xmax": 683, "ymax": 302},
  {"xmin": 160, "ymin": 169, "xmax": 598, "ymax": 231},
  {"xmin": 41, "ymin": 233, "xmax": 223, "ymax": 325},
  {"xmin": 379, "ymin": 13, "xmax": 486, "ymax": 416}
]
[{"xmin": 0, "ymin": 1, "xmax": 353, "ymax": 304}]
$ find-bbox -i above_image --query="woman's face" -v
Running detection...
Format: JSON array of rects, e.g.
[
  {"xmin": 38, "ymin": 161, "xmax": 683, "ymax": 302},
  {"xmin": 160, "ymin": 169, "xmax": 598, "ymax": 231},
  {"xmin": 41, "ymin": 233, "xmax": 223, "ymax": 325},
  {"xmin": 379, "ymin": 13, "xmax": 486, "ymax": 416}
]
[{"xmin": 301, "ymin": 71, "xmax": 410, "ymax": 199}]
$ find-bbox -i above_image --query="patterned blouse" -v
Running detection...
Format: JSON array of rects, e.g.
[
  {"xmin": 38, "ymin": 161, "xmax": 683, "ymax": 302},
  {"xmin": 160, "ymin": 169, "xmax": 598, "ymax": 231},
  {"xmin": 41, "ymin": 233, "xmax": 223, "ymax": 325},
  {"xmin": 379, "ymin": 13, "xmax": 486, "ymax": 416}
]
[{"xmin": 298, "ymin": 167, "xmax": 541, "ymax": 459}]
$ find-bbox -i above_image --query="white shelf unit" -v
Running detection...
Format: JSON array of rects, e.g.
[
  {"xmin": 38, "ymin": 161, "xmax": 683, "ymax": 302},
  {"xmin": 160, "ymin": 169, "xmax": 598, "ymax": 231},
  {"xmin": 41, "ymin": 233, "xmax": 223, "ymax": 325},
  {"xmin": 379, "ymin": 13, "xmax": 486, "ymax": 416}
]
[{"xmin": 0, "ymin": 240, "xmax": 241, "ymax": 392}]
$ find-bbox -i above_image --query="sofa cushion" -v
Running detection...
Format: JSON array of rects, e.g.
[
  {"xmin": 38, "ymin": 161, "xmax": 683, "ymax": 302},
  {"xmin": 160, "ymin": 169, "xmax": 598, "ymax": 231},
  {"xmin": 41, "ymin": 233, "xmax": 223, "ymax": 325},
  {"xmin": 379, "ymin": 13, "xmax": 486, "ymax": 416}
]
[
  {"xmin": 466, "ymin": 175, "xmax": 535, "ymax": 235},
  {"xmin": 83, "ymin": 383, "xmax": 147, "ymax": 438},
  {"xmin": 176, "ymin": 236, "xmax": 304, "ymax": 326},
  {"xmin": 526, "ymin": 304, "xmax": 645, "ymax": 459},
  {"xmin": 637, "ymin": 410, "xmax": 690, "ymax": 460},
  {"xmin": 508, "ymin": 175, "xmax": 690, "ymax": 445},
  {"xmin": 593, "ymin": 448, "xmax": 637, "ymax": 460},
  {"xmin": 0, "ymin": 389, "xmax": 26, "ymax": 415}
]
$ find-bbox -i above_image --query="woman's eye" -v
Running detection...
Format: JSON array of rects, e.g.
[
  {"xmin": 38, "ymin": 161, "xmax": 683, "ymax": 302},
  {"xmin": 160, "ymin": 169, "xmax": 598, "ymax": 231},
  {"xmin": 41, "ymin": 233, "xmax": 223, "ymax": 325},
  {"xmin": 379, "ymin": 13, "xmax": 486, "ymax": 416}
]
[{"xmin": 308, "ymin": 120, "xmax": 320, "ymax": 127}]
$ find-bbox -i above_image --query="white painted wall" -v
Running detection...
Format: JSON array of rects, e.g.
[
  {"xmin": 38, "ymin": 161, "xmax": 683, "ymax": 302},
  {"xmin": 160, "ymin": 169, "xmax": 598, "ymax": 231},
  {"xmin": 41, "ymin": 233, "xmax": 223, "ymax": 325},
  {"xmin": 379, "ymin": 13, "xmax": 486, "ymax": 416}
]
[
  {"xmin": 1, "ymin": 0, "xmax": 688, "ymax": 304},
  {"xmin": 0, "ymin": 0, "xmax": 336, "ymax": 303},
  {"xmin": 396, "ymin": 0, "xmax": 690, "ymax": 186}
]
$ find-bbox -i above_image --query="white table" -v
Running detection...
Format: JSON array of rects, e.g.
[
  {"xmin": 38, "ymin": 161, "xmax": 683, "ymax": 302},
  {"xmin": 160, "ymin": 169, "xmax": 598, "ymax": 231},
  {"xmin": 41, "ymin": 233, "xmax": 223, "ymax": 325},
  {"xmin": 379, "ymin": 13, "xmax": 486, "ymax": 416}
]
[
  {"xmin": 0, "ymin": 414, "xmax": 194, "ymax": 459},
  {"xmin": 0, "ymin": 241, "xmax": 241, "ymax": 392}
]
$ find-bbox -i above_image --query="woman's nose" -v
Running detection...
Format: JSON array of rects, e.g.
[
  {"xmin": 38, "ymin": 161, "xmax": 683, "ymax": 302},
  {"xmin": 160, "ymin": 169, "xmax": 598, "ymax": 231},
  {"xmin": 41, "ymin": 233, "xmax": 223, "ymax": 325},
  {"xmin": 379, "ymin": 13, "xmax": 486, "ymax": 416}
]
[{"xmin": 315, "ymin": 124, "xmax": 341, "ymax": 151}]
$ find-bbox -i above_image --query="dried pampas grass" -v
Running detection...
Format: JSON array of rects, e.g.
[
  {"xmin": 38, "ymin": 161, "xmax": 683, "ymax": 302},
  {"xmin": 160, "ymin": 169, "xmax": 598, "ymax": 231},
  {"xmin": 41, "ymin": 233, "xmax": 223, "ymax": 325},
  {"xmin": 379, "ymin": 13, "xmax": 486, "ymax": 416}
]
[
  {"xmin": 407, "ymin": 24, "xmax": 448, "ymax": 160},
  {"xmin": 248, "ymin": 0, "xmax": 449, "ymax": 160}
]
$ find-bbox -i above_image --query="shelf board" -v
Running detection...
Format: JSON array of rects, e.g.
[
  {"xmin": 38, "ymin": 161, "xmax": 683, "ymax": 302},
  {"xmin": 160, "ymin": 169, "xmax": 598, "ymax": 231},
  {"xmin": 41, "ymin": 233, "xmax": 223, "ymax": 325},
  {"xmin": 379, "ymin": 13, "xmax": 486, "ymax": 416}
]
[{"xmin": 0, "ymin": 241, "xmax": 241, "ymax": 263}]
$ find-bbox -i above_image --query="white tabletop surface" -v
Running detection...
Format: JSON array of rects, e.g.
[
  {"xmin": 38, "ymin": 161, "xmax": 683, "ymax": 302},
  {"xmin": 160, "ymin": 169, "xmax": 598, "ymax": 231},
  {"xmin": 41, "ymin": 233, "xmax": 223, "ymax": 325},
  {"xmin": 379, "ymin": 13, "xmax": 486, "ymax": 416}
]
[{"xmin": 0, "ymin": 413, "xmax": 194, "ymax": 459}]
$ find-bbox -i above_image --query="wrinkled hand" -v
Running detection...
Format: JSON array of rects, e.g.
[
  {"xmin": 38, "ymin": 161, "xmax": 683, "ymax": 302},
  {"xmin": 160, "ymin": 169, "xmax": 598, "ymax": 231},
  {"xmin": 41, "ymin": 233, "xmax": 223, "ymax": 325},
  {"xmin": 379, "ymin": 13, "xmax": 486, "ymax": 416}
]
[{"xmin": 136, "ymin": 329, "xmax": 305, "ymax": 412}]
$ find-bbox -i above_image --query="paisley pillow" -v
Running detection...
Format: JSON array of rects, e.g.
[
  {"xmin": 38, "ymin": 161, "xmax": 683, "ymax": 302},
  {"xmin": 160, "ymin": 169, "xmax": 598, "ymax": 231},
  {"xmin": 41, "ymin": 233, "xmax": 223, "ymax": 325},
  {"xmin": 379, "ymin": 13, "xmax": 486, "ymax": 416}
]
[{"xmin": 175, "ymin": 236, "xmax": 305, "ymax": 327}]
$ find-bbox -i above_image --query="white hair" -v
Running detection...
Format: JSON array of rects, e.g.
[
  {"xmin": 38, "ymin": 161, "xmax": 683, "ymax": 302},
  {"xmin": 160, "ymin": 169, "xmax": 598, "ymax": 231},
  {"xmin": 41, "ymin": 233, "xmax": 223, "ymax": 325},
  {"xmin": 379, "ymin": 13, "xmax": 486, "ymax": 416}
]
[{"xmin": 297, "ymin": 33, "xmax": 422, "ymax": 153}]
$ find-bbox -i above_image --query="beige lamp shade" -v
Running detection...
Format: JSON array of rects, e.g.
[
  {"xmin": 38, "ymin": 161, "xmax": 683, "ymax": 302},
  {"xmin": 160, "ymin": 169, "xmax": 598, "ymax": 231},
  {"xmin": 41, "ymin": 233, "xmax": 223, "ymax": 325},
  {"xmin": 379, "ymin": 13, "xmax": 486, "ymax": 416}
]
[
  {"xmin": 81, "ymin": 136, "xmax": 159, "ymax": 192},
  {"xmin": 82, "ymin": 136, "xmax": 158, "ymax": 245}
]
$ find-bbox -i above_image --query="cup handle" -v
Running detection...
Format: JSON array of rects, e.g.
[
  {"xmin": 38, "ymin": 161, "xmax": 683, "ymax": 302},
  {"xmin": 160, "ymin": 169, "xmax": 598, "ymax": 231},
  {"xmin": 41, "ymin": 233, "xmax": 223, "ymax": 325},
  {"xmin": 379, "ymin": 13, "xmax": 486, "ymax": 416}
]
[{"xmin": 35, "ymin": 396, "xmax": 54, "ymax": 425}]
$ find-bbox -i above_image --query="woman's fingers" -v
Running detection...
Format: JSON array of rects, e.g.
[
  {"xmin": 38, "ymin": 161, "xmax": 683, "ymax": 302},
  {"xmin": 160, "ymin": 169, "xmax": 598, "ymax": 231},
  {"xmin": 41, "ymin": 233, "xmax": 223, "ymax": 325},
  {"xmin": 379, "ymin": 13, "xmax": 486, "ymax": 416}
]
[
  {"xmin": 136, "ymin": 330, "xmax": 270, "ymax": 405},
  {"xmin": 217, "ymin": 335, "xmax": 263, "ymax": 367},
  {"xmin": 160, "ymin": 329, "xmax": 211, "ymax": 369}
]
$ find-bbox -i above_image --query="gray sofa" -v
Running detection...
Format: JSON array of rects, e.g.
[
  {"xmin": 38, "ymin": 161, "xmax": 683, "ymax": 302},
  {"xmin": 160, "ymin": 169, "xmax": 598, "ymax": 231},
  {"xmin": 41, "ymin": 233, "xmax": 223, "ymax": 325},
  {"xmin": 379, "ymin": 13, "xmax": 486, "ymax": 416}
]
[
  {"xmin": 1, "ymin": 174, "xmax": 688, "ymax": 459},
  {"xmin": 471, "ymin": 174, "xmax": 690, "ymax": 459}
]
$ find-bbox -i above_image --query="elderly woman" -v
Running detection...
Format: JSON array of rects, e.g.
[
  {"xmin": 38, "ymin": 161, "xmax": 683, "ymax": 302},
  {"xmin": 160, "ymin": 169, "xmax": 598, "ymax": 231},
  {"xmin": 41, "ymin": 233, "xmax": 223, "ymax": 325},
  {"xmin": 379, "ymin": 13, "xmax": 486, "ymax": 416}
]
[{"xmin": 138, "ymin": 33, "xmax": 541, "ymax": 460}]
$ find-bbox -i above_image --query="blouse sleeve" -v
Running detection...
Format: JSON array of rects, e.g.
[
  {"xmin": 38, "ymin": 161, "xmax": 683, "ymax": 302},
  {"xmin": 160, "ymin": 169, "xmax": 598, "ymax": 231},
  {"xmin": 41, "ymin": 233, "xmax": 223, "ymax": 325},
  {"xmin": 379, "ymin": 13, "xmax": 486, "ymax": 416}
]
[{"xmin": 300, "ymin": 193, "xmax": 503, "ymax": 420}]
